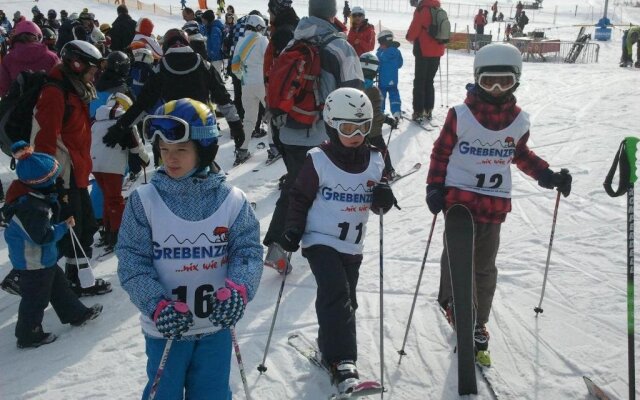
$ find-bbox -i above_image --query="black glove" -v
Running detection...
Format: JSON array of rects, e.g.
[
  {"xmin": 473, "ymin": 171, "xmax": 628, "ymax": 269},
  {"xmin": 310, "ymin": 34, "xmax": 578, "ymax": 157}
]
[
  {"xmin": 228, "ymin": 119, "xmax": 245, "ymax": 148},
  {"xmin": 537, "ymin": 168, "xmax": 572, "ymax": 197},
  {"xmin": 279, "ymin": 229, "xmax": 302, "ymax": 252},
  {"xmin": 426, "ymin": 184, "xmax": 445, "ymax": 215},
  {"xmin": 103, "ymin": 123, "xmax": 130, "ymax": 149},
  {"xmin": 371, "ymin": 183, "xmax": 398, "ymax": 215},
  {"xmin": 384, "ymin": 115, "xmax": 398, "ymax": 130}
]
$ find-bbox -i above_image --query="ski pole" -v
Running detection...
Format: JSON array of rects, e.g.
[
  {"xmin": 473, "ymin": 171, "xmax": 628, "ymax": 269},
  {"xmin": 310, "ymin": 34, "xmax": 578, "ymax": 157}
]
[
  {"xmin": 379, "ymin": 212, "xmax": 385, "ymax": 399},
  {"xmin": 439, "ymin": 67, "xmax": 443, "ymax": 108},
  {"xmin": 257, "ymin": 252, "xmax": 291, "ymax": 374},
  {"xmin": 231, "ymin": 327, "xmax": 252, "ymax": 400},
  {"xmin": 148, "ymin": 338, "xmax": 173, "ymax": 400},
  {"xmin": 143, "ymin": 165, "xmax": 148, "ymax": 184},
  {"xmin": 533, "ymin": 190, "xmax": 562, "ymax": 315},
  {"xmin": 603, "ymin": 137, "xmax": 638, "ymax": 400},
  {"xmin": 397, "ymin": 214, "xmax": 438, "ymax": 365},
  {"xmin": 446, "ymin": 47, "xmax": 449, "ymax": 108}
]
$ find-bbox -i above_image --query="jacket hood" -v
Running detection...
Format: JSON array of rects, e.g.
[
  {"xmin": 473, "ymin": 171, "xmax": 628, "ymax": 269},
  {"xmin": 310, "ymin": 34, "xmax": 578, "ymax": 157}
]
[
  {"xmin": 9, "ymin": 41, "xmax": 57, "ymax": 64},
  {"xmin": 151, "ymin": 169, "xmax": 227, "ymax": 203},
  {"xmin": 95, "ymin": 70, "xmax": 128, "ymax": 92},
  {"xmin": 294, "ymin": 16, "xmax": 342, "ymax": 42},
  {"xmin": 162, "ymin": 46, "xmax": 202, "ymax": 75}
]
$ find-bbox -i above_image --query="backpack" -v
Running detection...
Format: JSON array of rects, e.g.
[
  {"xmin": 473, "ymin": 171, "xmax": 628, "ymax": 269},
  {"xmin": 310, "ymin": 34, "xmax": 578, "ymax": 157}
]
[
  {"xmin": 429, "ymin": 6, "xmax": 451, "ymax": 44},
  {"xmin": 266, "ymin": 34, "xmax": 339, "ymax": 127},
  {"xmin": 0, "ymin": 71, "xmax": 70, "ymax": 158}
]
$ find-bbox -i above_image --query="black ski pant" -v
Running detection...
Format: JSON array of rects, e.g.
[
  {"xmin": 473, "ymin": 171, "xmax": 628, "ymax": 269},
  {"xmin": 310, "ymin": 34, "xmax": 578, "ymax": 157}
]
[
  {"xmin": 15, "ymin": 266, "xmax": 88, "ymax": 342},
  {"xmin": 367, "ymin": 135, "xmax": 394, "ymax": 174},
  {"xmin": 303, "ymin": 245, "xmax": 362, "ymax": 364},
  {"xmin": 231, "ymin": 73, "xmax": 244, "ymax": 120},
  {"xmin": 438, "ymin": 222, "xmax": 501, "ymax": 326},
  {"xmin": 263, "ymin": 144, "xmax": 312, "ymax": 246},
  {"xmin": 412, "ymin": 56, "xmax": 440, "ymax": 116}
]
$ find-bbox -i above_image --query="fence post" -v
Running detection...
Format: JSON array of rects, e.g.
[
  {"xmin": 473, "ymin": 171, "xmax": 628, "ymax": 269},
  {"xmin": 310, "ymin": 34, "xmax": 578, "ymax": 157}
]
[
  {"xmin": 170, "ymin": 4, "xmax": 172, "ymax": 15},
  {"xmin": 574, "ymin": 5, "xmax": 578, "ymax": 16},
  {"xmin": 553, "ymin": 5, "xmax": 557, "ymax": 25},
  {"xmin": 153, "ymin": 3, "xmax": 156, "ymax": 13}
]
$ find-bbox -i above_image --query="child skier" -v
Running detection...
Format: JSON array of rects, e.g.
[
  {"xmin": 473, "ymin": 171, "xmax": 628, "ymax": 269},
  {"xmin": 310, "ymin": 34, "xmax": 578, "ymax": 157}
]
[
  {"xmin": 278, "ymin": 88, "xmax": 398, "ymax": 394},
  {"xmin": 376, "ymin": 30, "xmax": 403, "ymax": 120},
  {"xmin": 359, "ymin": 51, "xmax": 399, "ymax": 181},
  {"xmin": 91, "ymin": 93, "xmax": 149, "ymax": 252},
  {"xmin": 5, "ymin": 141, "xmax": 102, "ymax": 348},
  {"xmin": 426, "ymin": 43, "xmax": 572, "ymax": 367},
  {"xmin": 116, "ymin": 98, "xmax": 263, "ymax": 399}
]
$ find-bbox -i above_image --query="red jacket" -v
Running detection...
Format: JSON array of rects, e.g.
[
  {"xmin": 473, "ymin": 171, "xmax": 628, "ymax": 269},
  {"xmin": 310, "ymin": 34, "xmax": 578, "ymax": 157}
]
[
  {"xmin": 347, "ymin": 20, "xmax": 376, "ymax": 56},
  {"xmin": 406, "ymin": 0, "xmax": 445, "ymax": 58},
  {"xmin": 32, "ymin": 65, "xmax": 93, "ymax": 189},
  {"xmin": 427, "ymin": 89, "xmax": 549, "ymax": 224},
  {"xmin": 474, "ymin": 13, "xmax": 487, "ymax": 28}
]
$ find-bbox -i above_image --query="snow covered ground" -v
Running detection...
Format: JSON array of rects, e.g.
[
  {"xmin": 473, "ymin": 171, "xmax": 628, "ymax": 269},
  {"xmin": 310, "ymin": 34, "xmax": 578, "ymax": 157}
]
[{"xmin": 1, "ymin": 0, "xmax": 639, "ymax": 398}]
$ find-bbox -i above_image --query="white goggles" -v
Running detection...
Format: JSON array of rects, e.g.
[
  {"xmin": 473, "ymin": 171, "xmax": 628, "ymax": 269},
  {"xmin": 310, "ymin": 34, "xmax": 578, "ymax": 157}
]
[
  {"xmin": 477, "ymin": 72, "xmax": 517, "ymax": 92},
  {"xmin": 142, "ymin": 115, "xmax": 219, "ymax": 144},
  {"xmin": 334, "ymin": 119, "xmax": 372, "ymax": 138}
]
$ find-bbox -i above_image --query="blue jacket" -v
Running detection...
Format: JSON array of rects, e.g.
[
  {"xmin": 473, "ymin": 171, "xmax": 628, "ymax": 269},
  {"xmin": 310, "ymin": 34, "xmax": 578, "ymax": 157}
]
[
  {"xmin": 116, "ymin": 169, "xmax": 263, "ymax": 319},
  {"xmin": 205, "ymin": 19, "xmax": 225, "ymax": 62},
  {"xmin": 4, "ymin": 188, "xmax": 68, "ymax": 270},
  {"xmin": 376, "ymin": 44, "xmax": 403, "ymax": 88}
]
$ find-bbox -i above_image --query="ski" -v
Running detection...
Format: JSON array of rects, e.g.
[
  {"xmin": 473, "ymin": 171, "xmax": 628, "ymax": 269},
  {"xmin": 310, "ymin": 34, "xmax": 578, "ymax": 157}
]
[
  {"xmin": 95, "ymin": 248, "xmax": 115, "ymax": 261},
  {"xmin": 287, "ymin": 333, "xmax": 384, "ymax": 400},
  {"xmin": 583, "ymin": 376, "xmax": 613, "ymax": 400},
  {"xmin": 389, "ymin": 162, "xmax": 422, "ymax": 184},
  {"xmin": 445, "ymin": 204, "xmax": 477, "ymax": 395}
]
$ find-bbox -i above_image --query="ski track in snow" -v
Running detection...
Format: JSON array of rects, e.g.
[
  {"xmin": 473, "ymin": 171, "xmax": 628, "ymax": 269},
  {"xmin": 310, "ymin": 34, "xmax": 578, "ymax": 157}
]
[{"xmin": 1, "ymin": 0, "xmax": 640, "ymax": 399}]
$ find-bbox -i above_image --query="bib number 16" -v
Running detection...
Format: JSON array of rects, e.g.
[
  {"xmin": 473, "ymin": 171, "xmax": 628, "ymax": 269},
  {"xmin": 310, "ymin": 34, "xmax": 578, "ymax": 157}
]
[{"xmin": 172, "ymin": 285, "xmax": 213, "ymax": 318}]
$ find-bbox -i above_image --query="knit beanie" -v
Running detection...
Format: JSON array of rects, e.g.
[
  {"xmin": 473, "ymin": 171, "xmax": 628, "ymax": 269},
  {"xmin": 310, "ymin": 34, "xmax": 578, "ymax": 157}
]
[
  {"xmin": 12, "ymin": 141, "xmax": 61, "ymax": 189},
  {"xmin": 309, "ymin": 0, "xmax": 337, "ymax": 20},
  {"xmin": 268, "ymin": 0, "xmax": 293, "ymax": 16}
]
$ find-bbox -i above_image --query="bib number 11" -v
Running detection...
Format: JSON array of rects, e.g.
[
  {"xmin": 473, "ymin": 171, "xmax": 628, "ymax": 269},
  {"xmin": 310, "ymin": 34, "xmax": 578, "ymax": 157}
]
[{"xmin": 338, "ymin": 221, "xmax": 363, "ymax": 244}]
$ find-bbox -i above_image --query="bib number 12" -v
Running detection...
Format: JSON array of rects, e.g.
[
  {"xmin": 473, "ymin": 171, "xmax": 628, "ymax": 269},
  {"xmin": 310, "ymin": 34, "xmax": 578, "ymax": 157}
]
[{"xmin": 476, "ymin": 173, "xmax": 503, "ymax": 189}]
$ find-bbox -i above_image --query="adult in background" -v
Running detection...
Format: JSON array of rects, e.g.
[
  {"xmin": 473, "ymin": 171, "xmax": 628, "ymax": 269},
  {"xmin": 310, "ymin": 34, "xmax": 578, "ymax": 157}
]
[
  {"xmin": 0, "ymin": 21, "xmax": 59, "ymax": 97},
  {"xmin": 202, "ymin": 9, "xmax": 225, "ymax": 73},
  {"xmin": 491, "ymin": 1, "xmax": 498, "ymax": 22},
  {"xmin": 474, "ymin": 9, "xmax": 487, "ymax": 35},
  {"xmin": 517, "ymin": 11, "xmax": 528, "ymax": 33},
  {"xmin": 46, "ymin": 10, "xmax": 61, "ymax": 30},
  {"xmin": 32, "ymin": 40, "xmax": 112, "ymax": 296},
  {"xmin": 182, "ymin": 7, "xmax": 196, "ymax": 24},
  {"xmin": 343, "ymin": 1, "xmax": 351, "ymax": 25},
  {"xmin": 347, "ymin": 6, "xmax": 375, "ymax": 56},
  {"xmin": 56, "ymin": 13, "xmax": 80, "ymax": 53},
  {"xmin": 262, "ymin": 0, "xmax": 364, "ymax": 271},
  {"xmin": 0, "ymin": 10, "xmax": 13, "ymax": 34},
  {"xmin": 406, "ymin": 0, "xmax": 445, "ymax": 123},
  {"xmin": 110, "ymin": 5, "xmax": 136, "ymax": 52},
  {"xmin": 265, "ymin": 0, "xmax": 299, "ymax": 161}
]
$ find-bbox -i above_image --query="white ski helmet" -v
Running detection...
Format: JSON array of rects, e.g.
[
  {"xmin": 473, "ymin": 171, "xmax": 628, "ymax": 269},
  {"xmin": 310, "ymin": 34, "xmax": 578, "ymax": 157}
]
[
  {"xmin": 377, "ymin": 30, "xmax": 393, "ymax": 43},
  {"xmin": 323, "ymin": 87, "xmax": 373, "ymax": 129},
  {"xmin": 473, "ymin": 43, "xmax": 523, "ymax": 82},
  {"xmin": 351, "ymin": 6, "xmax": 365, "ymax": 16},
  {"xmin": 359, "ymin": 52, "xmax": 379, "ymax": 79},
  {"xmin": 245, "ymin": 15, "xmax": 266, "ymax": 32}
]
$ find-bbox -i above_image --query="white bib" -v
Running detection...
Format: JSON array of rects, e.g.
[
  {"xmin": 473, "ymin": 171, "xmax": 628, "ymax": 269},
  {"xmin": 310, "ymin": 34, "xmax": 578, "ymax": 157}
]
[
  {"xmin": 302, "ymin": 148, "xmax": 385, "ymax": 255},
  {"xmin": 137, "ymin": 184, "xmax": 245, "ymax": 338},
  {"xmin": 445, "ymin": 104, "xmax": 529, "ymax": 198}
]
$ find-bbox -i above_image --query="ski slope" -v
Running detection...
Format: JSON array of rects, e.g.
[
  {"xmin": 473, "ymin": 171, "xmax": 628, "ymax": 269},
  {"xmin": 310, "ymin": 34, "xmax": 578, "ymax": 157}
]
[{"xmin": 0, "ymin": 0, "xmax": 639, "ymax": 398}]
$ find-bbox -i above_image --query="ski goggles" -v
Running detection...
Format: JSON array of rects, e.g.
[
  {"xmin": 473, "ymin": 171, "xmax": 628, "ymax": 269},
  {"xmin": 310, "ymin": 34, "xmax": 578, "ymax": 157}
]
[
  {"xmin": 142, "ymin": 115, "xmax": 219, "ymax": 144},
  {"xmin": 334, "ymin": 119, "xmax": 372, "ymax": 138},
  {"xmin": 477, "ymin": 72, "xmax": 517, "ymax": 92}
]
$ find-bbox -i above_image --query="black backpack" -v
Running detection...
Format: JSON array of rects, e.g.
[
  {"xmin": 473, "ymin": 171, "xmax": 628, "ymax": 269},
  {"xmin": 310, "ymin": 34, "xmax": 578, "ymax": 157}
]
[{"xmin": 0, "ymin": 71, "xmax": 71, "ymax": 159}]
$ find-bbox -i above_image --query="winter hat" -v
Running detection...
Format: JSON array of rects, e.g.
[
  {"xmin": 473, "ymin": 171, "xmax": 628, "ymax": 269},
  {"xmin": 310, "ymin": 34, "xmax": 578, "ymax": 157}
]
[
  {"xmin": 12, "ymin": 141, "xmax": 61, "ymax": 189},
  {"xmin": 309, "ymin": 0, "xmax": 337, "ymax": 20},
  {"xmin": 202, "ymin": 9, "xmax": 215, "ymax": 23},
  {"xmin": 268, "ymin": 0, "xmax": 293, "ymax": 16},
  {"xmin": 13, "ymin": 11, "xmax": 21, "ymax": 22},
  {"xmin": 136, "ymin": 17, "xmax": 154, "ymax": 36}
]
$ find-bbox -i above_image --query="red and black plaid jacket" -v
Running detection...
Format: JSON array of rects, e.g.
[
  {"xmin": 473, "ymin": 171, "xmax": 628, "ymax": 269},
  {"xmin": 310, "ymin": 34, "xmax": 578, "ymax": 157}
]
[{"xmin": 427, "ymin": 89, "xmax": 549, "ymax": 224}]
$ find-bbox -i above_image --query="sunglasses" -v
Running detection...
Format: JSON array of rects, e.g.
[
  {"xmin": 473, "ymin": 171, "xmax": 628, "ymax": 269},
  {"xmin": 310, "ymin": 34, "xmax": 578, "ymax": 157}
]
[
  {"xmin": 334, "ymin": 120, "xmax": 372, "ymax": 138},
  {"xmin": 477, "ymin": 72, "xmax": 517, "ymax": 92},
  {"xmin": 142, "ymin": 115, "xmax": 219, "ymax": 144}
]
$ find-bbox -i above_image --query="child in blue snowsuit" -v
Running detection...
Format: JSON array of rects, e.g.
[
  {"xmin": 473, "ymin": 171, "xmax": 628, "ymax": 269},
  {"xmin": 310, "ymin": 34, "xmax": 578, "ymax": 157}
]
[
  {"xmin": 116, "ymin": 99, "xmax": 263, "ymax": 400},
  {"xmin": 376, "ymin": 30, "xmax": 403, "ymax": 119}
]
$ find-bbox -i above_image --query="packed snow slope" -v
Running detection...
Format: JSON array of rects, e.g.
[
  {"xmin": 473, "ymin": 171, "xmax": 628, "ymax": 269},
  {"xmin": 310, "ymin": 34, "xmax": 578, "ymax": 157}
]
[{"xmin": 1, "ymin": 0, "xmax": 639, "ymax": 399}]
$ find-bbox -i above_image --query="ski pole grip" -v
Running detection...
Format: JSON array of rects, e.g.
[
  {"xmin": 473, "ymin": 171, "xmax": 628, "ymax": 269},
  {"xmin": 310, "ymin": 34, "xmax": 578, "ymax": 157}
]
[{"xmin": 625, "ymin": 136, "xmax": 639, "ymax": 186}]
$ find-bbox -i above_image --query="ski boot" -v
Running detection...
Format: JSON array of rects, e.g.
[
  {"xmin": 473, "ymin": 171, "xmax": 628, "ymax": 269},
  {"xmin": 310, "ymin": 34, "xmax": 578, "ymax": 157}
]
[
  {"xmin": 474, "ymin": 323, "xmax": 491, "ymax": 367},
  {"xmin": 266, "ymin": 145, "xmax": 282, "ymax": 164},
  {"xmin": 17, "ymin": 325, "xmax": 58, "ymax": 349},
  {"xmin": 71, "ymin": 304, "xmax": 103, "ymax": 326},
  {"xmin": 252, "ymin": 127, "xmax": 268, "ymax": 138},
  {"xmin": 411, "ymin": 112, "xmax": 424, "ymax": 123},
  {"xmin": 233, "ymin": 149, "xmax": 251, "ymax": 166},
  {"xmin": 331, "ymin": 360, "xmax": 360, "ymax": 394}
]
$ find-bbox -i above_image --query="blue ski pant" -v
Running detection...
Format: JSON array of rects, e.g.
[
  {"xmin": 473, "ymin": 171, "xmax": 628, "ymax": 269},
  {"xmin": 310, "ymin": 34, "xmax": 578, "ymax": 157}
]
[
  {"xmin": 142, "ymin": 329, "xmax": 232, "ymax": 400},
  {"xmin": 380, "ymin": 85, "xmax": 401, "ymax": 115}
]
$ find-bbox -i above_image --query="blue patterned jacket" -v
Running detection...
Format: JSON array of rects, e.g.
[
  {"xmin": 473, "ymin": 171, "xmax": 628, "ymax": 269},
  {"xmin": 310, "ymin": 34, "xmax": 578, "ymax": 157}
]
[{"xmin": 116, "ymin": 169, "xmax": 263, "ymax": 319}]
